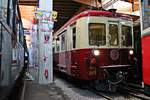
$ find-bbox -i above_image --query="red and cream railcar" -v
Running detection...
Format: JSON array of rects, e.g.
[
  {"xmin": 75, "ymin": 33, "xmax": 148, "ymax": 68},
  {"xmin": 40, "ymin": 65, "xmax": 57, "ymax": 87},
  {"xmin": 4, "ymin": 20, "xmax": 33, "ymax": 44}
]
[
  {"xmin": 53, "ymin": 10, "xmax": 134, "ymax": 89},
  {"xmin": 142, "ymin": 27, "xmax": 150, "ymax": 95}
]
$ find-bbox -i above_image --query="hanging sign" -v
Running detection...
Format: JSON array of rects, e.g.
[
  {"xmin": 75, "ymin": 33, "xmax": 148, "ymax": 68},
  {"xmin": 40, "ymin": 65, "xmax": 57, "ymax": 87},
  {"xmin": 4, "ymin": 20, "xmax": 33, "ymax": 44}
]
[
  {"xmin": 36, "ymin": 10, "xmax": 58, "ymax": 22},
  {"xmin": 52, "ymin": 11, "xmax": 58, "ymax": 21},
  {"xmin": 36, "ymin": 10, "xmax": 52, "ymax": 23}
]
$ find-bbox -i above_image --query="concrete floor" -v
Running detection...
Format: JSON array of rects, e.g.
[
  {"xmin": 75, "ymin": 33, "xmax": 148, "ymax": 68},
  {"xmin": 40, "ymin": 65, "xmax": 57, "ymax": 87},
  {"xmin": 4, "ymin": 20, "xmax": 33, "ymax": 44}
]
[{"xmin": 23, "ymin": 68, "xmax": 69, "ymax": 100}]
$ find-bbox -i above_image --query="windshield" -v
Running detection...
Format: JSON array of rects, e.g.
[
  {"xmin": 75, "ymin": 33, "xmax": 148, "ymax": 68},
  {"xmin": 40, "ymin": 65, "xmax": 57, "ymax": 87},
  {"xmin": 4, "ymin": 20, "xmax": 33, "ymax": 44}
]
[
  {"xmin": 89, "ymin": 23, "xmax": 106, "ymax": 46},
  {"xmin": 109, "ymin": 24, "xmax": 119, "ymax": 46},
  {"xmin": 121, "ymin": 25, "xmax": 132, "ymax": 47}
]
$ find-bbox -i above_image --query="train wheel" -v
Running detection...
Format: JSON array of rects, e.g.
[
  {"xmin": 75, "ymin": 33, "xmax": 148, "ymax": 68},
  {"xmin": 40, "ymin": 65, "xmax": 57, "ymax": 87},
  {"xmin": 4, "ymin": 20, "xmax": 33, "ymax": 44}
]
[
  {"xmin": 77, "ymin": 80, "xmax": 88, "ymax": 89},
  {"xmin": 89, "ymin": 80, "xmax": 109, "ymax": 92}
]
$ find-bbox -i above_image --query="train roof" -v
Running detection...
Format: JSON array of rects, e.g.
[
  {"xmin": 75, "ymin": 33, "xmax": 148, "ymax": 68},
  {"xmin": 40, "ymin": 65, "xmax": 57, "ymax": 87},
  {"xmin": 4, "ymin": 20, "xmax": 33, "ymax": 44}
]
[{"xmin": 54, "ymin": 10, "xmax": 132, "ymax": 36}]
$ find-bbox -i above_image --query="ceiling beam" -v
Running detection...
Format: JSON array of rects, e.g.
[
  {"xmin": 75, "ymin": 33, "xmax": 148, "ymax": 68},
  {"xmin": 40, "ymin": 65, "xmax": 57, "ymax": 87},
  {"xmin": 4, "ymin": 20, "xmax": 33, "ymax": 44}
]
[{"xmin": 19, "ymin": 0, "xmax": 38, "ymax": 6}]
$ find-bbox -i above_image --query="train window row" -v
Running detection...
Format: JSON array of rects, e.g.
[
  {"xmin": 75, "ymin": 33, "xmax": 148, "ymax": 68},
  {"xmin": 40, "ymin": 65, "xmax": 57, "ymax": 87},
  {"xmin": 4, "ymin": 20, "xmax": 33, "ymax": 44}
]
[{"xmin": 88, "ymin": 23, "xmax": 132, "ymax": 47}]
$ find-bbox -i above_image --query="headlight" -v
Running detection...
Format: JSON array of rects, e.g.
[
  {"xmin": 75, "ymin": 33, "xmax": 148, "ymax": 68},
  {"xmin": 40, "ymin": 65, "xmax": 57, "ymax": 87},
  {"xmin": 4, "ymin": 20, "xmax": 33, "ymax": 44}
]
[
  {"xmin": 93, "ymin": 50, "xmax": 100, "ymax": 56},
  {"xmin": 129, "ymin": 50, "xmax": 134, "ymax": 55}
]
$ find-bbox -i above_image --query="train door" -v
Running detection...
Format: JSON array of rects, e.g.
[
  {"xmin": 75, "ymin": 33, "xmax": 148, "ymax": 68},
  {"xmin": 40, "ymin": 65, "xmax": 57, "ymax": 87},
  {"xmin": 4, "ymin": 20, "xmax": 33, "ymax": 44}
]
[
  {"xmin": 71, "ymin": 25, "xmax": 76, "ymax": 49},
  {"xmin": 53, "ymin": 36, "xmax": 60, "ymax": 70},
  {"xmin": 68, "ymin": 24, "xmax": 77, "ymax": 75},
  {"xmin": 133, "ymin": 24, "xmax": 142, "ymax": 82},
  {"xmin": 108, "ymin": 21, "xmax": 120, "ymax": 65},
  {"xmin": 59, "ymin": 30, "xmax": 67, "ymax": 73}
]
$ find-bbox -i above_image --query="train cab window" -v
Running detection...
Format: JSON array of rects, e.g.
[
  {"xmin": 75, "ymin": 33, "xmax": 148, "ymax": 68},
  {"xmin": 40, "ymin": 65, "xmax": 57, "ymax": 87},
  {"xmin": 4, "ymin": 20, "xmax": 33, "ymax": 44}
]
[
  {"xmin": 72, "ymin": 27, "xmax": 76, "ymax": 48},
  {"xmin": 89, "ymin": 23, "xmax": 106, "ymax": 46},
  {"xmin": 109, "ymin": 24, "xmax": 119, "ymax": 46},
  {"xmin": 121, "ymin": 25, "xmax": 132, "ymax": 46}
]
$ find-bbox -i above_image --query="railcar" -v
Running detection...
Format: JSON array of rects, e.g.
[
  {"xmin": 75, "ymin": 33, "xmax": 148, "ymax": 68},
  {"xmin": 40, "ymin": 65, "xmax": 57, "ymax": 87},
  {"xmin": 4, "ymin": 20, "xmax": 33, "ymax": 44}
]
[
  {"xmin": 53, "ymin": 10, "xmax": 134, "ymax": 91},
  {"xmin": 142, "ymin": 27, "xmax": 150, "ymax": 95},
  {"xmin": 0, "ymin": 0, "xmax": 27, "ymax": 99}
]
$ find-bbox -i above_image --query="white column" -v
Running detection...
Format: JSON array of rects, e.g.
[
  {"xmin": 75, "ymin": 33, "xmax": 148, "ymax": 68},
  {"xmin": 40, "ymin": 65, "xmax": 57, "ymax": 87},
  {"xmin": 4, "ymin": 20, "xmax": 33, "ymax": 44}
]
[{"xmin": 38, "ymin": 0, "xmax": 53, "ymax": 84}]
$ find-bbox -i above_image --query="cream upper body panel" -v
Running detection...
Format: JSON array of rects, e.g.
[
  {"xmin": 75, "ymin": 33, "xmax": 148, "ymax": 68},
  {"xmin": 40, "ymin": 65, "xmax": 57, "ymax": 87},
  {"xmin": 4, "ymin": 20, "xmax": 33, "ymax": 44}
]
[
  {"xmin": 53, "ymin": 14, "xmax": 133, "ymax": 53},
  {"xmin": 76, "ymin": 16, "xmax": 108, "ymax": 49},
  {"xmin": 75, "ymin": 16, "xmax": 133, "ymax": 49}
]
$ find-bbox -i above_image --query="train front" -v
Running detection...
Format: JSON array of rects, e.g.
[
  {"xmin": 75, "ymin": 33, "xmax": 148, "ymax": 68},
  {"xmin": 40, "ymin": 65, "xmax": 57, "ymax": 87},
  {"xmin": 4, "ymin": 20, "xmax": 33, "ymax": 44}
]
[{"xmin": 77, "ymin": 12, "xmax": 134, "ymax": 91}]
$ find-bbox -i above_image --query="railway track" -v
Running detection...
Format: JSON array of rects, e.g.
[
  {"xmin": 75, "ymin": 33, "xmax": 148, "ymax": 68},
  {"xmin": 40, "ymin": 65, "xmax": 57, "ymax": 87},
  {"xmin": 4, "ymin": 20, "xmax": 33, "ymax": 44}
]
[
  {"xmin": 87, "ymin": 83, "xmax": 150, "ymax": 100},
  {"xmin": 90, "ymin": 87, "xmax": 150, "ymax": 100},
  {"xmin": 55, "ymin": 74, "xmax": 114, "ymax": 100},
  {"xmin": 55, "ymin": 74, "xmax": 150, "ymax": 100},
  {"xmin": 117, "ymin": 85, "xmax": 150, "ymax": 100},
  {"xmin": 89, "ymin": 88, "xmax": 114, "ymax": 100}
]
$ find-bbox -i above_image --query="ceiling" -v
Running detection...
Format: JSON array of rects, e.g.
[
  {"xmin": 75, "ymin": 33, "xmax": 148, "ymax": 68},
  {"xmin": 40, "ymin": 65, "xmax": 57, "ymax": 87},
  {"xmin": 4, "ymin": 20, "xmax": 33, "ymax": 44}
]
[
  {"xmin": 19, "ymin": 0, "xmax": 38, "ymax": 6},
  {"xmin": 73, "ymin": 0, "xmax": 139, "ymax": 14},
  {"xmin": 53, "ymin": 0, "xmax": 85, "ymax": 32},
  {"xmin": 19, "ymin": 0, "xmax": 140, "ymax": 32}
]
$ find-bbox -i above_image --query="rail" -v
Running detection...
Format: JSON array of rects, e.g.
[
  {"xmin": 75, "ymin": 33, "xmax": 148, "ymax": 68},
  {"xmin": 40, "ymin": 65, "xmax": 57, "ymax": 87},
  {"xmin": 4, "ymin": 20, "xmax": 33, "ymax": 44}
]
[
  {"xmin": 117, "ymin": 84, "xmax": 150, "ymax": 100},
  {"xmin": 89, "ymin": 88, "xmax": 113, "ymax": 100}
]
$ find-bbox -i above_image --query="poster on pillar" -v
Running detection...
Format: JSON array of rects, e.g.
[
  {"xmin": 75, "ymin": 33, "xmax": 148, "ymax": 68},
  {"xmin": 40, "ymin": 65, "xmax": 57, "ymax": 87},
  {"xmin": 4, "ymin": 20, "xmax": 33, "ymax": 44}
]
[
  {"xmin": 38, "ymin": 20, "xmax": 53, "ymax": 84},
  {"xmin": 37, "ymin": 11, "xmax": 53, "ymax": 22},
  {"xmin": 40, "ymin": 22, "xmax": 54, "ymax": 32},
  {"xmin": 37, "ymin": 0, "xmax": 53, "ymax": 84},
  {"xmin": 44, "ymin": 33, "xmax": 50, "ymax": 44}
]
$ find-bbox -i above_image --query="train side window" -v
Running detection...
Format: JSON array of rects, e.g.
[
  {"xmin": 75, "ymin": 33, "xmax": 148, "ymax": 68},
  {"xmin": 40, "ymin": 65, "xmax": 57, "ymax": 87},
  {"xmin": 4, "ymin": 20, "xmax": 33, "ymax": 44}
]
[
  {"xmin": 109, "ymin": 24, "xmax": 119, "ymax": 46},
  {"xmin": 52, "ymin": 42, "xmax": 55, "ymax": 53},
  {"xmin": 61, "ymin": 32, "xmax": 66, "ymax": 51},
  {"xmin": 56, "ymin": 37, "xmax": 60, "ymax": 52},
  {"xmin": 121, "ymin": 25, "xmax": 132, "ymax": 47},
  {"xmin": 72, "ymin": 27, "xmax": 76, "ymax": 48},
  {"xmin": 89, "ymin": 23, "xmax": 106, "ymax": 46}
]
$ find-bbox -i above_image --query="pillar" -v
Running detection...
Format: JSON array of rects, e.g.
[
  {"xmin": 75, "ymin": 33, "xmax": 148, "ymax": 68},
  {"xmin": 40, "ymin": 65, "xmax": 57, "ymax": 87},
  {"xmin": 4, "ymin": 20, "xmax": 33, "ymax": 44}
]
[{"xmin": 38, "ymin": 0, "xmax": 53, "ymax": 84}]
